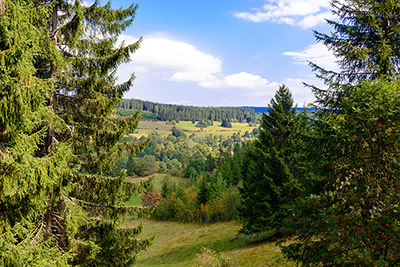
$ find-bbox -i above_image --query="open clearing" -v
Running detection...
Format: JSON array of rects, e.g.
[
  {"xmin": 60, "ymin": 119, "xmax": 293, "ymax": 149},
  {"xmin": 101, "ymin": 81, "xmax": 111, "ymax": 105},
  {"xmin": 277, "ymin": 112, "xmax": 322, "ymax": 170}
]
[
  {"xmin": 130, "ymin": 120, "xmax": 258, "ymax": 138},
  {"xmin": 123, "ymin": 219, "xmax": 293, "ymax": 267}
]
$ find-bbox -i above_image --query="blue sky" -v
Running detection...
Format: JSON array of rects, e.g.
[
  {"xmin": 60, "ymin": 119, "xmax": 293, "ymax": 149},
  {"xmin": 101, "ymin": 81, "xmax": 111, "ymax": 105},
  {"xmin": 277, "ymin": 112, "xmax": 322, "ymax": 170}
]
[{"xmin": 105, "ymin": 0, "xmax": 339, "ymax": 107}]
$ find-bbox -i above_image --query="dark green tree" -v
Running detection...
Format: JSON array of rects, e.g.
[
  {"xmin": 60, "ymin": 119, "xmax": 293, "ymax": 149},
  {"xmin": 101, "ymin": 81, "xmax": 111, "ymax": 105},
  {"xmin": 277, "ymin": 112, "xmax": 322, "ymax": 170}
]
[
  {"xmin": 311, "ymin": 0, "xmax": 400, "ymax": 109},
  {"xmin": 221, "ymin": 118, "xmax": 232, "ymax": 128},
  {"xmin": 197, "ymin": 177, "xmax": 210, "ymax": 207},
  {"xmin": 1, "ymin": 0, "xmax": 152, "ymax": 265},
  {"xmin": 171, "ymin": 125, "xmax": 185, "ymax": 137},
  {"xmin": 281, "ymin": 80, "xmax": 400, "ymax": 266},
  {"xmin": 239, "ymin": 85, "xmax": 305, "ymax": 236},
  {"xmin": 161, "ymin": 182, "xmax": 170, "ymax": 199},
  {"xmin": 279, "ymin": 1, "xmax": 400, "ymax": 265},
  {"xmin": 184, "ymin": 157, "xmax": 206, "ymax": 178}
]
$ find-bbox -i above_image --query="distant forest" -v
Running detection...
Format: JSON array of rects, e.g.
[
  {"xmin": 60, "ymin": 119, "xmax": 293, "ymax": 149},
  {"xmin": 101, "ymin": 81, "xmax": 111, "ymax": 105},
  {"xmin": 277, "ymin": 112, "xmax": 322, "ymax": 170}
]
[{"xmin": 117, "ymin": 99, "xmax": 258, "ymax": 122}]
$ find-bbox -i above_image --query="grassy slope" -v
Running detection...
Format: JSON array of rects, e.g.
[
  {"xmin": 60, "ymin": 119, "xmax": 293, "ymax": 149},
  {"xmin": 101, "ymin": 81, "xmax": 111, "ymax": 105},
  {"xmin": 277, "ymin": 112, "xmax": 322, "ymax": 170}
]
[
  {"xmin": 123, "ymin": 175, "xmax": 293, "ymax": 266},
  {"xmin": 123, "ymin": 219, "xmax": 293, "ymax": 267}
]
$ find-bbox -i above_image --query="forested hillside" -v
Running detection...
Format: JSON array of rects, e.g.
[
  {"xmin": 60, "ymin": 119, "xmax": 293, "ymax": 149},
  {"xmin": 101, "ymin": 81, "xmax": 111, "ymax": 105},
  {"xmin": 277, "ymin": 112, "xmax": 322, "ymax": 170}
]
[{"xmin": 118, "ymin": 98, "xmax": 258, "ymax": 122}]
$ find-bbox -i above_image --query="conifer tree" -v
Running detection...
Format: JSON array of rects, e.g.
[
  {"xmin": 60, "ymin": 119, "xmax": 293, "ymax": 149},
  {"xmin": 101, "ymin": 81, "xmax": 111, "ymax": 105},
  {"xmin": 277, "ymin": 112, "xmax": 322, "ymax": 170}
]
[
  {"xmin": 281, "ymin": 80, "xmax": 400, "ymax": 266},
  {"xmin": 238, "ymin": 85, "xmax": 306, "ymax": 236},
  {"xmin": 0, "ymin": 2, "xmax": 73, "ymax": 265},
  {"xmin": 1, "ymin": 0, "xmax": 152, "ymax": 265},
  {"xmin": 311, "ymin": 0, "xmax": 400, "ymax": 109},
  {"xmin": 280, "ymin": 1, "xmax": 400, "ymax": 265}
]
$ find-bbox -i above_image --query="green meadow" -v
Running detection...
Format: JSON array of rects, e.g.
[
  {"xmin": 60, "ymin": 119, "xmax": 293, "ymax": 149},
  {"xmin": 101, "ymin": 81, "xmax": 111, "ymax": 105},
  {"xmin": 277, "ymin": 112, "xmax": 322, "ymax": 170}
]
[
  {"xmin": 124, "ymin": 175, "xmax": 293, "ymax": 267},
  {"xmin": 122, "ymin": 219, "xmax": 293, "ymax": 267},
  {"xmin": 131, "ymin": 120, "xmax": 257, "ymax": 138}
]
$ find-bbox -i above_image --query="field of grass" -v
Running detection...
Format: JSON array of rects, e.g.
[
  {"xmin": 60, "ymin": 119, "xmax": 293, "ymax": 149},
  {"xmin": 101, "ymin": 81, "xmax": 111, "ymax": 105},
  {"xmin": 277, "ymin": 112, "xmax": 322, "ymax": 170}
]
[
  {"xmin": 123, "ymin": 219, "xmax": 293, "ymax": 267},
  {"xmin": 131, "ymin": 120, "xmax": 257, "ymax": 138}
]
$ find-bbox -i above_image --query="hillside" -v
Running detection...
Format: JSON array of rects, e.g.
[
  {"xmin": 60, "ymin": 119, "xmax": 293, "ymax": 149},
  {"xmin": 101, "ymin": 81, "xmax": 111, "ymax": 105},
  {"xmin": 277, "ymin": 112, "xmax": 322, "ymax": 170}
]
[{"xmin": 117, "ymin": 99, "xmax": 258, "ymax": 122}]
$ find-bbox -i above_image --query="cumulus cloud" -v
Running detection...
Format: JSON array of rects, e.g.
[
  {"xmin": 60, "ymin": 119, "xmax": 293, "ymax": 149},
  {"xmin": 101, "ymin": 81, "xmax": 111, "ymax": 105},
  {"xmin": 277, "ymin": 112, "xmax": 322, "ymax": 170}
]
[
  {"xmin": 234, "ymin": 0, "xmax": 332, "ymax": 28},
  {"xmin": 118, "ymin": 34, "xmax": 273, "ymax": 90},
  {"xmin": 283, "ymin": 43, "xmax": 340, "ymax": 72}
]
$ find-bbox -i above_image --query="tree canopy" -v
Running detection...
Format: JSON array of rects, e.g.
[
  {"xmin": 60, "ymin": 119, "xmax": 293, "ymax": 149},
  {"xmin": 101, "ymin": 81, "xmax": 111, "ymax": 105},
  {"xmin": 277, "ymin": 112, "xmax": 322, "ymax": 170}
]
[{"xmin": 0, "ymin": 1, "xmax": 152, "ymax": 265}]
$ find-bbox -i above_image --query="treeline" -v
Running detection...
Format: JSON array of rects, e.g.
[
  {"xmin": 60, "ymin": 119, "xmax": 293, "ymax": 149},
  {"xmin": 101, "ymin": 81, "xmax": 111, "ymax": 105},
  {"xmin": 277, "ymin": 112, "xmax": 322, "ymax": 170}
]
[{"xmin": 117, "ymin": 98, "xmax": 257, "ymax": 122}]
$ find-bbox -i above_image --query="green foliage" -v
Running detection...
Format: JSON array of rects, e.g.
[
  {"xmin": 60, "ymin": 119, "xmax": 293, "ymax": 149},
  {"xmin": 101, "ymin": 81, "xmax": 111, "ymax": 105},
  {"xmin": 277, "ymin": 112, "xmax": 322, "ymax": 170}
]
[
  {"xmin": 196, "ymin": 119, "xmax": 213, "ymax": 128},
  {"xmin": 185, "ymin": 157, "xmax": 206, "ymax": 178},
  {"xmin": 281, "ymin": 80, "xmax": 400, "ymax": 266},
  {"xmin": 311, "ymin": 0, "xmax": 400, "ymax": 109},
  {"xmin": 0, "ymin": 0, "xmax": 152, "ymax": 265},
  {"xmin": 118, "ymin": 99, "xmax": 257, "ymax": 122},
  {"xmin": 239, "ymin": 85, "xmax": 308, "ymax": 236},
  {"xmin": 171, "ymin": 125, "xmax": 186, "ymax": 138},
  {"xmin": 116, "ymin": 108, "xmax": 157, "ymax": 121},
  {"xmin": 152, "ymin": 175, "xmax": 241, "ymax": 223},
  {"xmin": 221, "ymin": 118, "xmax": 232, "ymax": 128},
  {"xmin": 134, "ymin": 155, "xmax": 157, "ymax": 176},
  {"xmin": 197, "ymin": 177, "xmax": 211, "ymax": 206}
]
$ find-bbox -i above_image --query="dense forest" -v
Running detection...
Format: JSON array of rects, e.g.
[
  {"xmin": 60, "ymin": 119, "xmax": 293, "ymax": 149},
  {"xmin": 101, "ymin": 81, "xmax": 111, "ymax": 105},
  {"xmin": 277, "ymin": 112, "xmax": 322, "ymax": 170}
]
[{"xmin": 117, "ymin": 98, "xmax": 258, "ymax": 122}]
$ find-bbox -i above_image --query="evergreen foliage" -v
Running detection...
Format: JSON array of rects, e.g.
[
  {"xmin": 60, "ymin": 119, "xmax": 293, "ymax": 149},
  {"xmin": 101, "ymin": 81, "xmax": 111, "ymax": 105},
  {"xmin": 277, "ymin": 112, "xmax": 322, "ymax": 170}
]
[
  {"xmin": 279, "ymin": 1, "xmax": 400, "ymax": 265},
  {"xmin": 281, "ymin": 80, "xmax": 400, "ymax": 266},
  {"xmin": 118, "ymin": 98, "xmax": 257, "ymax": 122},
  {"xmin": 220, "ymin": 118, "xmax": 232, "ymax": 128},
  {"xmin": 311, "ymin": 0, "xmax": 400, "ymax": 109},
  {"xmin": 239, "ymin": 85, "xmax": 308, "ymax": 236},
  {"xmin": 0, "ymin": 1, "xmax": 152, "ymax": 265},
  {"xmin": 197, "ymin": 177, "xmax": 210, "ymax": 206}
]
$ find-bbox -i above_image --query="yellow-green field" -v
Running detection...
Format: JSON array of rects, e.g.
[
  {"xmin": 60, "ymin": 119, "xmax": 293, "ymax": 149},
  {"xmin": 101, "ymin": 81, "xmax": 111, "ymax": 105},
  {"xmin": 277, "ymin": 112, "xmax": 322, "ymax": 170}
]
[
  {"xmin": 131, "ymin": 120, "xmax": 258, "ymax": 138},
  {"xmin": 123, "ymin": 219, "xmax": 293, "ymax": 267}
]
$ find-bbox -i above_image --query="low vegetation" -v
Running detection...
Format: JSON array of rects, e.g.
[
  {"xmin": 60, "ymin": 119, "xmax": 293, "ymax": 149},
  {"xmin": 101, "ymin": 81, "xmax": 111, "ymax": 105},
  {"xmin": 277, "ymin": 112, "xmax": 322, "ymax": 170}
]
[{"xmin": 122, "ymin": 220, "xmax": 293, "ymax": 267}]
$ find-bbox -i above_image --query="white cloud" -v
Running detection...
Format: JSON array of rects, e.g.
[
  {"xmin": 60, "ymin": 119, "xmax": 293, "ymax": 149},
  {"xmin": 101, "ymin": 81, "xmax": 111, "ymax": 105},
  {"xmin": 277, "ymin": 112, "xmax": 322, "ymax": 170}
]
[
  {"xmin": 199, "ymin": 72, "xmax": 270, "ymax": 89},
  {"xmin": 118, "ymin": 34, "xmax": 273, "ymax": 90},
  {"xmin": 234, "ymin": 0, "xmax": 331, "ymax": 28},
  {"xmin": 283, "ymin": 43, "xmax": 340, "ymax": 72}
]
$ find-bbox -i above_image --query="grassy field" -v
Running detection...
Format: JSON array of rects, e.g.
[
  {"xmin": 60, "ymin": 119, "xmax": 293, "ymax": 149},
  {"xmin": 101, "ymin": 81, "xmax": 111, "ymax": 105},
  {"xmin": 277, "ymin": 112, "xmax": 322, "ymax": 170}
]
[
  {"xmin": 131, "ymin": 120, "xmax": 257, "ymax": 138},
  {"xmin": 123, "ymin": 219, "xmax": 293, "ymax": 267}
]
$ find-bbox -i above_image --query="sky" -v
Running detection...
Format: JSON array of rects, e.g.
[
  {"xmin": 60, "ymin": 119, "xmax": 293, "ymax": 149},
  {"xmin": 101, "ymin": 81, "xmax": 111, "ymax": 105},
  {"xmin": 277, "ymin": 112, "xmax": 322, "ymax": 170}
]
[{"xmin": 101, "ymin": 0, "xmax": 340, "ymax": 107}]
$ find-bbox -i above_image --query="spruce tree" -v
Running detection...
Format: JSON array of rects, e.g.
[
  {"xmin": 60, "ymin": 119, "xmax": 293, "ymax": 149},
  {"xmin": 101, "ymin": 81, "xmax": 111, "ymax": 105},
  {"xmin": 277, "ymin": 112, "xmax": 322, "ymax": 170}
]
[
  {"xmin": 0, "ymin": 2, "xmax": 73, "ymax": 265},
  {"xmin": 281, "ymin": 80, "xmax": 400, "ymax": 266},
  {"xmin": 280, "ymin": 1, "xmax": 400, "ymax": 265},
  {"xmin": 311, "ymin": 0, "xmax": 400, "ymax": 109},
  {"xmin": 238, "ymin": 85, "xmax": 306, "ymax": 236},
  {"xmin": 1, "ymin": 0, "xmax": 152, "ymax": 265}
]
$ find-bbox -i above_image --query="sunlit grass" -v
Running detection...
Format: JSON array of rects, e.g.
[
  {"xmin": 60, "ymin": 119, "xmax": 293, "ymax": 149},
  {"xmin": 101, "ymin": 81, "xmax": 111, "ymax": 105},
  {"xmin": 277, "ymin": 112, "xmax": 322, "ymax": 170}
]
[
  {"xmin": 122, "ymin": 219, "xmax": 294, "ymax": 267},
  {"xmin": 131, "ymin": 120, "xmax": 257, "ymax": 138}
]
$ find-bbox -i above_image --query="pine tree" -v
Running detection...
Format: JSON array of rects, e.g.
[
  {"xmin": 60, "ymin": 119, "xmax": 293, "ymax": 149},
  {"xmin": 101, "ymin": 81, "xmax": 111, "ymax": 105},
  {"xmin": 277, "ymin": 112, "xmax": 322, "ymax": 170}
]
[
  {"xmin": 1, "ymin": 0, "xmax": 152, "ymax": 265},
  {"xmin": 239, "ymin": 85, "xmax": 305, "ymax": 236}
]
